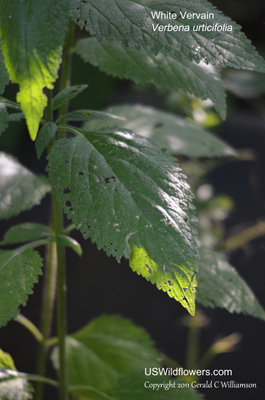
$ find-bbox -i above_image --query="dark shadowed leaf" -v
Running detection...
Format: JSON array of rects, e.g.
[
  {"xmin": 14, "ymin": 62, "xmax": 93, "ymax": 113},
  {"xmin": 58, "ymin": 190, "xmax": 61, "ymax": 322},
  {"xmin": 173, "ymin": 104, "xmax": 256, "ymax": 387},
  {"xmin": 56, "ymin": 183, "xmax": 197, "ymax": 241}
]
[
  {"xmin": 0, "ymin": 153, "xmax": 50, "ymax": 220},
  {"xmin": 76, "ymin": 38, "xmax": 226, "ymax": 119},
  {"xmin": 0, "ymin": 247, "xmax": 43, "ymax": 327},
  {"xmin": 197, "ymin": 247, "xmax": 265, "ymax": 320},
  {"xmin": 84, "ymin": 104, "xmax": 235, "ymax": 157}
]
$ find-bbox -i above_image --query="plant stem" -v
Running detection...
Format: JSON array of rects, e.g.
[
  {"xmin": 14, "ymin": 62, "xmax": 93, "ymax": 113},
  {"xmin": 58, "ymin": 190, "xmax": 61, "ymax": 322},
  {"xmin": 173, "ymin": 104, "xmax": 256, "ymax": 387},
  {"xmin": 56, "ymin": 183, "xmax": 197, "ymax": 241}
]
[
  {"xmin": 16, "ymin": 314, "xmax": 43, "ymax": 343},
  {"xmin": 35, "ymin": 90, "xmax": 58, "ymax": 400},
  {"xmin": 217, "ymin": 220, "xmax": 265, "ymax": 252}
]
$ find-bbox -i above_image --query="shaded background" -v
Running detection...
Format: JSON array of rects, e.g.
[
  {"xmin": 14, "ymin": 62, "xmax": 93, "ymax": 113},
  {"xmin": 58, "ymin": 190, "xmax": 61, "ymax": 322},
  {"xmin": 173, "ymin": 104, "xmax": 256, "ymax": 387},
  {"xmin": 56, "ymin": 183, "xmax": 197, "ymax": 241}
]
[{"xmin": 1, "ymin": 0, "xmax": 265, "ymax": 399}]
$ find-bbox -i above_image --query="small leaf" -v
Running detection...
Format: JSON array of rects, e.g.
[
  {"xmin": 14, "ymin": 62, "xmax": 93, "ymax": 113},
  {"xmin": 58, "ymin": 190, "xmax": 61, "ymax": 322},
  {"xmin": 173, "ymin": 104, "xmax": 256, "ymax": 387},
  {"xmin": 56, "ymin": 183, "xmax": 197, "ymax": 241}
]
[
  {"xmin": 48, "ymin": 127, "xmax": 199, "ymax": 313},
  {"xmin": 52, "ymin": 85, "xmax": 88, "ymax": 111},
  {"xmin": 71, "ymin": 0, "xmax": 265, "ymax": 71},
  {"xmin": 0, "ymin": 97, "xmax": 20, "ymax": 111},
  {"xmin": 197, "ymin": 247, "xmax": 265, "ymax": 320},
  {"xmin": 0, "ymin": 350, "xmax": 16, "ymax": 370},
  {"xmin": 7, "ymin": 112, "xmax": 24, "ymax": 123},
  {"xmin": 0, "ymin": 48, "xmax": 9, "ymax": 94},
  {"xmin": 56, "ymin": 109, "xmax": 125, "ymax": 124},
  {"xmin": 0, "ymin": 106, "xmax": 8, "ymax": 137},
  {"xmin": 0, "ymin": 247, "xmax": 43, "ymax": 327},
  {"xmin": 0, "ymin": 0, "xmax": 70, "ymax": 140},
  {"xmin": 55, "ymin": 234, "xmax": 82, "ymax": 256},
  {"xmin": 76, "ymin": 38, "xmax": 226, "ymax": 119},
  {"xmin": 0, "ymin": 152, "xmax": 50, "ymax": 220},
  {"xmin": 35, "ymin": 122, "xmax": 57, "ymax": 159},
  {"xmin": 51, "ymin": 315, "xmax": 160, "ymax": 391},
  {"xmin": 0, "ymin": 223, "xmax": 52, "ymax": 246},
  {"xmin": 85, "ymin": 104, "xmax": 235, "ymax": 157}
]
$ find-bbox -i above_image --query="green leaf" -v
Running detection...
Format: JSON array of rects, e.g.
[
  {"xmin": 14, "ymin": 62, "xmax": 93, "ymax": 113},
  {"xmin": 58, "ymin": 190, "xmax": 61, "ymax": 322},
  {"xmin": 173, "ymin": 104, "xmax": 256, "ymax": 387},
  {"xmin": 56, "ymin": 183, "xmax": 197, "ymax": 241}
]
[
  {"xmin": 0, "ymin": 97, "xmax": 20, "ymax": 111},
  {"xmin": 197, "ymin": 247, "xmax": 265, "ymax": 320},
  {"xmin": 51, "ymin": 315, "xmax": 160, "ymax": 392},
  {"xmin": 0, "ymin": 350, "xmax": 16, "ymax": 370},
  {"xmin": 224, "ymin": 70, "xmax": 265, "ymax": 99},
  {"xmin": 56, "ymin": 109, "xmax": 125, "ymax": 124},
  {"xmin": 0, "ymin": 0, "xmax": 70, "ymax": 140},
  {"xmin": 55, "ymin": 234, "xmax": 83, "ymax": 256},
  {"xmin": 48, "ymin": 127, "xmax": 199, "ymax": 313},
  {"xmin": 35, "ymin": 122, "xmax": 57, "ymax": 159},
  {"xmin": 85, "ymin": 104, "xmax": 235, "ymax": 157},
  {"xmin": 0, "ymin": 247, "xmax": 43, "ymax": 327},
  {"xmin": 0, "ymin": 152, "xmax": 50, "ymax": 220},
  {"xmin": 108, "ymin": 372, "xmax": 202, "ymax": 400},
  {"xmin": 0, "ymin": 49, "xmax": 9, "ymax": 94},
  {"xmin": 0, "ymin": 369, "xmax": 33, "ymax": 400},
  {"xmin": 70, "ymin": 374, "xmax": 202, "ymax": 400},
  {"xmin": 0, "ymin": 106, "xmax": 8, "ymax": 137},
  {"xmin": 52, "ymin": 85, "xmax": 88, "ymax": 111},
  {"xmin": 76, "ymin": 38, "xmax": 226, "ymax": 119},
  {"xmin": 0, "ymin": 223, "xmax": 52, "ymax": 246},
  {"xmin": 70, "ymin": 0, "xmax": 265, "ymax": 72},
  {"xmin": 7, "ymin": 112, "xmax": 24, "ymax": 123}
]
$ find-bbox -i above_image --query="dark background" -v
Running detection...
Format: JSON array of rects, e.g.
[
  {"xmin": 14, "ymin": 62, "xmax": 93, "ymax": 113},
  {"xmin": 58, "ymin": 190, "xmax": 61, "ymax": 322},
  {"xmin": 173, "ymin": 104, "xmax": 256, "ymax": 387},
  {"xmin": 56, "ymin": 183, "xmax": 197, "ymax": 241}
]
[{"xmin": 1, "ymin": 1, "xmax": 265, "ymax": 399}]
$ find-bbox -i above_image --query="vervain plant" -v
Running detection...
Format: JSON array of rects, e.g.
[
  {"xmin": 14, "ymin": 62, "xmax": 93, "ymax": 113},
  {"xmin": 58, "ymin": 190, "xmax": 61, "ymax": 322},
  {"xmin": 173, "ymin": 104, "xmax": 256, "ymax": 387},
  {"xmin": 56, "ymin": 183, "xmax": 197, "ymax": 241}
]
[{"xmin": 0, "ymin": 1, "xmax": 265, "ymax": 400}]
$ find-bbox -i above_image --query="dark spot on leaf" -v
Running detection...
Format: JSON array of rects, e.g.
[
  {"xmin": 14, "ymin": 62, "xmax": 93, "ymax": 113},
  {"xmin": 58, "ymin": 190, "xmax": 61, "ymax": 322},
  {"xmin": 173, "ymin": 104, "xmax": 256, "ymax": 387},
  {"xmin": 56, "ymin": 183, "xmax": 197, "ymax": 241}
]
[
  {"xmin": 168, "ymin": 280, "xmax": 173, "ymax": 286},
  {"xmin": 63, "ymin": 188, "xmax": 71, "ymax": 194},
  {"xmin": 79, "ymin": 171, "xmax": 84, "ymax": 176},
  {"xmin": 154, "ymin": 122, "xmax": 163, "ymax": 128},
  {"xmin": 87, "ymin": 225, "xmax": 91, "ymax": 229},
  {"xmin": 65, "ymin": 160, "xmax": 69, "ymax": 164},
  {"xmin": 144, "ymin": 209, "xmax": 148, "ymax": 213},
  {"xmin": 65, "ymin": 200, "xmax": 72, "ymax": 208}
]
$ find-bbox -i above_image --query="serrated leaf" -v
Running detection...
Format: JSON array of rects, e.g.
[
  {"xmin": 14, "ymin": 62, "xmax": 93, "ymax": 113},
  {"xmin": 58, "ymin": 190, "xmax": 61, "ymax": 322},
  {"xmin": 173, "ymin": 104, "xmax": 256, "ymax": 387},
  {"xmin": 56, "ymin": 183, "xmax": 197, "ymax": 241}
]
[
  {"xmin": 76, "ymin": 38, "xmax": 226, "ymax": 119},
  {"xmin": 85, "ymin": 104, "xmax": 235, "ymax": 157},
  {"xmin": 0, "ymin": 49, "xmax": 9, "ymax": 94},
  {"xmin": 56, "ymin": 109, "xmax": 125, "ymax": 124},
  {"xmin": 55, "ymin": 234, "xmax": 82, "ymax": 256},
  {"xmin": 48, "ymin": 127, "xmax": 199, "ymax": 313},
  {"xmin": 7, "ymin": 112, "xmax": 24, "ymax": 123},
  {"xmin": 0, "ymin": 223, "xmax": 52, "ymax": 246},
  {"xmin": 0, "ymin": 247, "xmax": 43, "ymax": 327},
  {"xmin": 197, "ymin": 247, "xmax": 265, "ymax": 320},
  {"xmin": 70, "ymin": 0, "xmax": 265, "ymax": 72},
  {"xmin": 0, "ymin": 106, "xmax": 8, "ymax": 137},
  {"xmin": 0, "ymin": 152, "xmax": 50, "ymax": 220},
  {"xmin": 51, "ymin": 315, "xmax": 160, "ymax": 392},
  {"xmin": 52, "ymin": 85, "xmax": 88, "ymax": 111},
  {"xmin": 35, "ymin": 122, "xmax": 57, "ymax": 159},
  {"xmin": 0, "ymin": 0, "xmax": 70, "ymax": 140}
]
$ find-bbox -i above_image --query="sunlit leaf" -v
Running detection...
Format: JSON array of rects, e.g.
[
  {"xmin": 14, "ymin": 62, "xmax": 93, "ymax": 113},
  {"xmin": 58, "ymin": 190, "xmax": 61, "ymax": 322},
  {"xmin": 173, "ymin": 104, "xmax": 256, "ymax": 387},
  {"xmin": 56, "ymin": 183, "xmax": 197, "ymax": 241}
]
[
  {"xmin": 71, "ymin": 0, "xmax": 265, "ymax": 71},
  {"xmin": 0, "ymin": 0, "xmax": 70, "ymax": 140},
  {"xmin": 48, "ymin": 127, "xmax": 199, "ymax": 313}
]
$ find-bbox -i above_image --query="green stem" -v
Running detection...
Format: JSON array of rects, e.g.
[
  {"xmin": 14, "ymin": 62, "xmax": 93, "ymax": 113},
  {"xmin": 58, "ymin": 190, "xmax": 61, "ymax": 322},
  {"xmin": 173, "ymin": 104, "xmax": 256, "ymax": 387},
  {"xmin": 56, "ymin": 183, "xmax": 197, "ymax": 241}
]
[
  {"xmin": 185, "ymin": 317, "xmax": 200, "ymax": 382},
  {"xmin": 35, "ymin": 239, "xmax": 57, "ymax": 400},
  {"xmin": 16, "ymin": 314, "xmax": 43, "ymax": 343},
  {"xmin": 217, "ymin": 220, "xmax": 265, "ymax": 252},
  {"xmin": 58, "ymin": 20, "xmax": 74, "ymax": 135}
]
